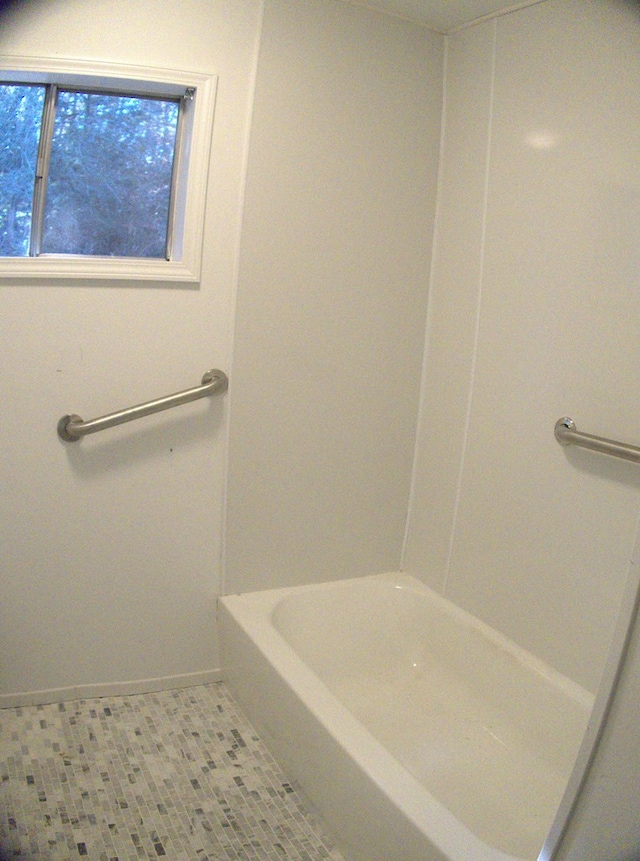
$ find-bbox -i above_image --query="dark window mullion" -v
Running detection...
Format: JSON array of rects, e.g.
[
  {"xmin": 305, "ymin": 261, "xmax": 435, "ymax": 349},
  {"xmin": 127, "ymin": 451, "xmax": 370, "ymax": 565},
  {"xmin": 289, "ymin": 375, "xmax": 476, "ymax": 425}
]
[{"xmin": 29, "ymin": 84, "xmax": 58, "ymax": 257}]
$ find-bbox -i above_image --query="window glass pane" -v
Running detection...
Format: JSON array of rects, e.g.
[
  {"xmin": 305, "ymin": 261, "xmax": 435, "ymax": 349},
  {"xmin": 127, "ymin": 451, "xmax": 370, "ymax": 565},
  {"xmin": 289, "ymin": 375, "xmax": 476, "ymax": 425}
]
[
  {"xmin": 0, "ymin": 83, "xmax": 45, "ymax": 257},
  {"xmin": 42, "ymin": 91, "xmax": 179, "ymax": 257}
]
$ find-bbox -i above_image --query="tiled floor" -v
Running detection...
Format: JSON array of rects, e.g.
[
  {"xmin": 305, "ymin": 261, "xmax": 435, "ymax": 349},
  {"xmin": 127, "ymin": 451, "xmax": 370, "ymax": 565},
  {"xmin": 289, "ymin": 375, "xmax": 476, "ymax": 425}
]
[{"xmin": 0, "ymin": 683, "xmax": 346, "ymax": 861}]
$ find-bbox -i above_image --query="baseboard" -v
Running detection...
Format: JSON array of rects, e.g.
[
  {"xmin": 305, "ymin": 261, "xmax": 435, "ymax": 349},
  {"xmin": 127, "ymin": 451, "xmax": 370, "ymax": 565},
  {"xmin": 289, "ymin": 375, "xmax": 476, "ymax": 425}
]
[{"xmin": 0, "ymin": 669, "xmax": 223, "ymax": 709}]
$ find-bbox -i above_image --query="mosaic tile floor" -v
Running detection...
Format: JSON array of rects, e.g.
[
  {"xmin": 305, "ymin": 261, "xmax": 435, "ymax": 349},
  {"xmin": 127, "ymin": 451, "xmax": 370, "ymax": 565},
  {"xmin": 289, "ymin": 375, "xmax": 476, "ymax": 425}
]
[{"xmin": 0, "ymin": 683, "xmax": 346, "ymax": 861}]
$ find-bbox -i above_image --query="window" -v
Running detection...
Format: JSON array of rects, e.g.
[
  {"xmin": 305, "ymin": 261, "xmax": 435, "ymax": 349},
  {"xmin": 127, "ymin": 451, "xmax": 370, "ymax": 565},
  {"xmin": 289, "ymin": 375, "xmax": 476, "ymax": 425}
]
[
  {"xmin": 0, "ymin": 58, "xmax": 217, "ymax": 283},
  {"xmin": 1, "ymin": 84, "xmax": 181, "ymax": 259}
]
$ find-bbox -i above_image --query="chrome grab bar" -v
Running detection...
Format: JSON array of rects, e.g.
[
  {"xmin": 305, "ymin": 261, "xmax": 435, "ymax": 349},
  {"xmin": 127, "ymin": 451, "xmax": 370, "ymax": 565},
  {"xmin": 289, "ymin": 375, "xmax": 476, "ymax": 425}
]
[
  {"xmin": 57, "ymin": 368, "xmax": 228, "ymax": 442},
  {"xmin": 554, "ymin": 417, "xmax": 640, "ymax": 464}
]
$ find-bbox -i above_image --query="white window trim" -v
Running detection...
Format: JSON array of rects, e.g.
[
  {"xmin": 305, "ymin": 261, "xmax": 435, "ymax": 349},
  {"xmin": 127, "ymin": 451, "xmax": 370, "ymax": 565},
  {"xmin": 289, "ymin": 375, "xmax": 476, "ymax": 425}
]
[{"xmin": 0, "ymin": 55, "xmax": 217, "ymax": 284}]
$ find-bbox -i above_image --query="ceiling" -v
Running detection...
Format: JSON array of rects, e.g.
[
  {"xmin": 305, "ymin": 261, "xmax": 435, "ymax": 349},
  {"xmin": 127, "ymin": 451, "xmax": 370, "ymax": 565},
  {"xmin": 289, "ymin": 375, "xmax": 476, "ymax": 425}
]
[{"xmin": 347, "ymin": 0, "xmax": 543, "ymax": 32}]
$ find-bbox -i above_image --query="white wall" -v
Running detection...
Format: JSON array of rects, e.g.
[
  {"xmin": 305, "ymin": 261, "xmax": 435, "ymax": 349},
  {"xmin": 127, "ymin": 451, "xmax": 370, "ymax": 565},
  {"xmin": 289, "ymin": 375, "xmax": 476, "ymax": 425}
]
[
  {"xmin": 404, "ymin": 0, "xmax": 640, "ymax": 692},
  {"xmin": 0, "ymin": 0, "xmax": 262, "ymax": 702},
  {"xmin": 0, "ymin": 0, "xmax": 443, "ymax": 701},
  {"xmin": 224, "ymin": 0, "xmax": 444, "ymax": 593}
]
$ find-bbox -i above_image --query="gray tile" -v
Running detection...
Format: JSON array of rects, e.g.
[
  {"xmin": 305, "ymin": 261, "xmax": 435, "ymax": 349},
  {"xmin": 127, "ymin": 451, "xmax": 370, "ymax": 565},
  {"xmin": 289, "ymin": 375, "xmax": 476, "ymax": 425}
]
[{"xmin": 0, "ymin": 683, "xmax": 345, "ymax": 861}]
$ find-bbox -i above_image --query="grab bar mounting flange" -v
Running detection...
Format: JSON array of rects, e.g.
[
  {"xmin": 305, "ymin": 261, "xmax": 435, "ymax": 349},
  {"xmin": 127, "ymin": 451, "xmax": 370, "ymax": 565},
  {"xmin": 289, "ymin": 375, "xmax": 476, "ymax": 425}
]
[{"xmin": 554, "ymin": 416, "xmax": 640, "ymax": 464}]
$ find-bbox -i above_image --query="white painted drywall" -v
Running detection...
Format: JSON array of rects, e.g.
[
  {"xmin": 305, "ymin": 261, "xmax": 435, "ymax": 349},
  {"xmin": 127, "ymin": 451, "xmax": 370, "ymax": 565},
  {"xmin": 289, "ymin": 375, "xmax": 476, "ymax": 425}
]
[{"xmin": 0, "ymin": 0, "xmax": 262, "ymax": 701}]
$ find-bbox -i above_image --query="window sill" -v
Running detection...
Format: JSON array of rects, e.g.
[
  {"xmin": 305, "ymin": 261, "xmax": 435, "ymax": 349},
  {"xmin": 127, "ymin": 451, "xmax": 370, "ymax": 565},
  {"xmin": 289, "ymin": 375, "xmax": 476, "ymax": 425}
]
[
  {"xmin": 0, "ymin": 55, "xmax": 218, "ymax": 287},
  {"xmin": 0, "ymin": 255, "xmax": 201, "ymax": 284}
]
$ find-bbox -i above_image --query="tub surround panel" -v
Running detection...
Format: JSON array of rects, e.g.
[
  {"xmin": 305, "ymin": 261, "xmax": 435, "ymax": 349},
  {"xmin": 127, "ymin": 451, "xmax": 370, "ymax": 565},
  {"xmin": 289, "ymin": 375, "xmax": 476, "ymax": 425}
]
[
  {"xmin": 551, "ymin": 573, "xmax": 640, "ymax": 861},
  {"xmin": 404, "ymin": 20, "xmax": 495, "ymax": 591},
  {"xmin": 404, "ymin": 0, "xmax": 640, "ymax": 693},
  {"xmin": 225, "ymin": 0, "xmax": 443, "ymax": 594}
]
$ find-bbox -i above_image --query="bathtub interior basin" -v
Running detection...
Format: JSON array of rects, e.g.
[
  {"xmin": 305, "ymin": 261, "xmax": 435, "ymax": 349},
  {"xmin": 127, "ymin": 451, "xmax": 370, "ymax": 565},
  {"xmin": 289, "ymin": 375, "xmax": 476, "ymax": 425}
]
[{"xmin": 219, "ymin": 572, "xmax": 593, "ymax": 861}]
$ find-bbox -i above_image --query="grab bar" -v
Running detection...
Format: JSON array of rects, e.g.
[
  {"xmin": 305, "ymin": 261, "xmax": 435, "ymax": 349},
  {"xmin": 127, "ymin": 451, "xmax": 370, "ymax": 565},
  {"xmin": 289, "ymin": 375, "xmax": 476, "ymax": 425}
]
[
  {"xmin": 554, "ymin": 417, "xmax": 640, "ymax": 464},
  {"xmin": 57, "ymin": 368, "xmax": 228, "ymax": 442}
]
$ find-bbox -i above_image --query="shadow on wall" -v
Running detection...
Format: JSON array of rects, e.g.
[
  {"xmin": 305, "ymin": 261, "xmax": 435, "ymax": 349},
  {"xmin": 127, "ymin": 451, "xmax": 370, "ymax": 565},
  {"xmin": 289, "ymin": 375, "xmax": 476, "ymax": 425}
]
[
  {"xmin": 0, "ymin": 0, "xmax": 26, "ymax": 29},
  {"xmin": 559, "ymin": 444, "xmax": 640, "ymax": 493},
  {"xmin": 58, "ymin": 398, "xmax": 227, "ymax": 479}
]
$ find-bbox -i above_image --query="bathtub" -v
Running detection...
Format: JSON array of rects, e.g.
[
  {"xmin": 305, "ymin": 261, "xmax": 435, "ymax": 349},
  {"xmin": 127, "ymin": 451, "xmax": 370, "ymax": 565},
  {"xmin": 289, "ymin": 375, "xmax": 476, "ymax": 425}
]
[{"xmin": 219, "ymin": 572, "xmax": 593, "ymax": 861}]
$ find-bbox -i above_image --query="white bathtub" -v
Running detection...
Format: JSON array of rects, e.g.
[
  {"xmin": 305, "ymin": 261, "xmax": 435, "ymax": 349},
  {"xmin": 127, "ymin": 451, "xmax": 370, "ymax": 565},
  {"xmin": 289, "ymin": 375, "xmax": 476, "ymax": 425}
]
[{"xmin": 219, "ymin": 572, "xmax": 593, "ymax": 861}]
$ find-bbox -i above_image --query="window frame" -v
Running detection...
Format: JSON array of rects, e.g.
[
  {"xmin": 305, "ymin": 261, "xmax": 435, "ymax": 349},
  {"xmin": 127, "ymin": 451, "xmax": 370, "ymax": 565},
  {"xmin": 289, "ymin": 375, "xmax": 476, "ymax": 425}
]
[{"xmin": 0, "ymin": 56, "xmax": 217, "ymax": 284}]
